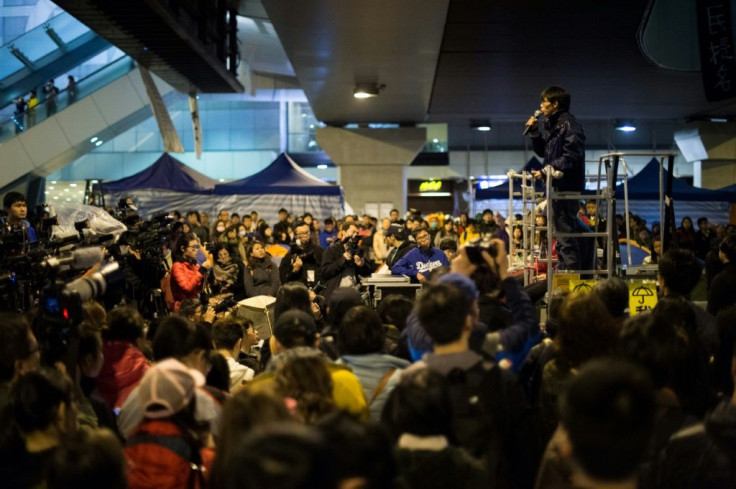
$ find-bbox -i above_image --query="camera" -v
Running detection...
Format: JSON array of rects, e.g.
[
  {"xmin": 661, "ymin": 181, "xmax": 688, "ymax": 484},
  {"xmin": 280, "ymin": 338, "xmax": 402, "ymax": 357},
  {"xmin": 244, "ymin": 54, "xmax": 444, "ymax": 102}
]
[
  {"xmin": 213, "ymin": 295, "xmax": 239, "ymax": 313},
  {"xmin": 464, "ymin": 237, "xmax": 498, "ymax": 266}
]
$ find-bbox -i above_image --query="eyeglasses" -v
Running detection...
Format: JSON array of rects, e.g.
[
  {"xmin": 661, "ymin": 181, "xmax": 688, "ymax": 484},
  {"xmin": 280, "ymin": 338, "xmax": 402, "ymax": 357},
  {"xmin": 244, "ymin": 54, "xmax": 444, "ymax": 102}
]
[
  {"xmin": 416, "ymin": 234, "xmax": 430, "ymax": 241},
  {"xmin": 187, "ymin": 244, "xmax": 200, "ymax": 250},
  {"xmin": 296, "ymin": 231, "xmax": 311, "ymax": 237}
]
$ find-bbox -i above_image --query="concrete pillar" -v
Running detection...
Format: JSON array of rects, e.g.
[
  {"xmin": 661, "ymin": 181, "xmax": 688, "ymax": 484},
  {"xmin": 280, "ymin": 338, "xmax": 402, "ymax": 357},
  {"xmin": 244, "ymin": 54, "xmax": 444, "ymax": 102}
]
[
  {"xmin": 316, "ymin": 127, "xmax": 427, "ymax": 214},
  {"xmin": 675, "ymin": 122, "xmax": 736, "ymax": 188}
]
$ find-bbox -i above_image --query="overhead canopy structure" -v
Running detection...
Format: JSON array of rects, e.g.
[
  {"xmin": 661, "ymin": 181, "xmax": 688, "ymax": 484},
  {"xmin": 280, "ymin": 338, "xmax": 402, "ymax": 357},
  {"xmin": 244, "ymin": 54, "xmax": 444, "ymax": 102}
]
[
  {"xmin": 214, "ymin": 153, "xmax": 342, "ymax": 196},
  {"xmin": 102, "ymin": 153, "xmax": 217, "ymax": 194},
  {"xmin": 616, "ymin": 158, "xmax": 735, "ymax": 202},
  {"xmin": 213, "ymin": 153, "xmax": 344, "ymax": 222},
  {"xmin": 101, "ymin": 153, "xmax": 219, "ymax": 219},
  {"xmin": 611, "ymin": 158, "xmax": 735, "ymax": 226}
]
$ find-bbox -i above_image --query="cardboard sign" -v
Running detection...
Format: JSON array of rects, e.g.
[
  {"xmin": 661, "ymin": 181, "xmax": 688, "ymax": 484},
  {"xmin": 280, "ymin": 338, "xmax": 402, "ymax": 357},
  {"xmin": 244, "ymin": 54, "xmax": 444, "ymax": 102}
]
[
  {"xmin": 553, "ymin": 273, "xmax": 579, "ymax": 293},
  {"xmin": 628, "ymin": 281, "xmax": 658, "ymax": 316}
]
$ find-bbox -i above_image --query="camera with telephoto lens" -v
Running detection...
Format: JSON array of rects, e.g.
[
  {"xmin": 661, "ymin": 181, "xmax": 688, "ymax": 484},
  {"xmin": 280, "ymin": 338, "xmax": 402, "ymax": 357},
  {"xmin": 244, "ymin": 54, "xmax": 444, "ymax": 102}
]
[
  {"xmin": 464, "ymin": 237, "xmax": 498, "ymax": 266},
  {"xmin": 344, "ymin": 234, "xmax": 362, "ymax": 257},
  {"xmin": 213, "ymin": 295, "xmax": 239, "ymax": 313}
]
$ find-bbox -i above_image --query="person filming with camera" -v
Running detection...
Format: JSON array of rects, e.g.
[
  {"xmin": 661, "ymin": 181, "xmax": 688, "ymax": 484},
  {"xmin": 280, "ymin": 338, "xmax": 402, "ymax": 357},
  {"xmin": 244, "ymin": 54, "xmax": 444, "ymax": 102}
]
[
  {"xmin": 279, "ymin": 220, "xmax": 324, "ymax": 289},
  {"xmin": 320, "ymin": 221, "xmax": 371, "ymax": 301}
]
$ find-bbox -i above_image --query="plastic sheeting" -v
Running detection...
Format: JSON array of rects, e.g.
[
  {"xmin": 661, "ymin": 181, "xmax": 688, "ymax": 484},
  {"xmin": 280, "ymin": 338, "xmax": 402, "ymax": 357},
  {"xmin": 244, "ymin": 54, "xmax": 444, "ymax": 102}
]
[{"xmin": 47, "ymin": 202, "xmax": 128, "ymax": 240}]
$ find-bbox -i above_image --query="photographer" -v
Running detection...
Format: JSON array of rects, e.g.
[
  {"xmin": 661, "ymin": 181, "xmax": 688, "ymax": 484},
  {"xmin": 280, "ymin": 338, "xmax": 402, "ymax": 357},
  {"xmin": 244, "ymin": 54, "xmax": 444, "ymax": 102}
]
[
  {"xmin": 452, "ymin": 239, "xmax": 538, "ymax": 357},
  {"xmin": 390, "ymin": 226, "xmax": 448, "ymax": 283},
  {"xmin": 279, "ymin": 221, "xmax": 324, "ymax": 289},
  {"xmin": 320, "ymin": 222, "xmax": 371, "ymax": 301}
]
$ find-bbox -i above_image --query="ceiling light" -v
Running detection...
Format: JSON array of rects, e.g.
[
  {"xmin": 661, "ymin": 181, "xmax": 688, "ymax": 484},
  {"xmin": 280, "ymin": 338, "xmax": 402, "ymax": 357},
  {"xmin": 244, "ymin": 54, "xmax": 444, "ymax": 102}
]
[
  {"xmin": 615, "ymin": 120, "xmax": 636, "ymax": 132},
  {"xmin": 69, "ymin": 183, "xmax": 77, "ymax": 187},
  {"xmin": 95, "ymin": 140, "xmax": 103, "ymax": 146},
  {"xmin": 317, "ymin": 164, "xmax": 328, "ymax": 170},
  {"xmin": 470, "ymin": 119, "xmax": 492, "ymax": 131},
  {"xmin": 353, "ymin": 83, "xmax": 385, "ymax": 99},
  {"xmin": 432, "ymin": 138, "xmax": 439, "ymax": 143},
  {"xmin": 90, "ymin": 137, "xmax": 98, "ymax": 143}
]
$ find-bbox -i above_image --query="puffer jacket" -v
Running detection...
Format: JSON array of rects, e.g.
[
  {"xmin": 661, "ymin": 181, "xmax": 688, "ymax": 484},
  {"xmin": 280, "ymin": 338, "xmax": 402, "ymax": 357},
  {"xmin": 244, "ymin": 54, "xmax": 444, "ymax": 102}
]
[
  {"xmin": 338, "ymin": 353, "xmax": 410, "ymax": 420},
  {"xmin": 96, "ymin": 340, "xmax": 149, "ymax": 409},
  {"xmin": 244, "ymin": 256, "xmax": 280, "ymax": 297},
  {"xmin": 530, "ymin": 109, "xmax": 585, "ymax": 192}
]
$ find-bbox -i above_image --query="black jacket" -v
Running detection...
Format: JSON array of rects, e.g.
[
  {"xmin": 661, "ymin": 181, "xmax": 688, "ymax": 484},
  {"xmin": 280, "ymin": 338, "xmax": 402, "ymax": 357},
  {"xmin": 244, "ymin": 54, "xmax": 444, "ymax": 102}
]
[
  {"xmin": 530, "ymin": 109, "xmax": 585, "ymax": 192},
  {"xmin": 320, "ymin": 239, "xmax": 371, "ymax": 301},
  {"xmin": 244, "ymin": 257, "xmax": 280, "ymax": 297},
  {"xmin": 279, "ymin": 244, "xmax": 324, "ymax": 287},
  {"xmin": 708, "ymin": 262, "xmax": 736, "ymax": 316},
  {"xmin": 386, "ymin": 240, "xmax": 415, "ymax": 269}
]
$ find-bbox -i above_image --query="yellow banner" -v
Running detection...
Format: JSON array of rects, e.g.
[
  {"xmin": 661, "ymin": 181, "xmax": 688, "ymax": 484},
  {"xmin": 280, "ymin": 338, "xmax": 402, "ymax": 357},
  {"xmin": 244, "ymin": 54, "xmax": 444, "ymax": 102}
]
[
  {"xmin": 569, "ymin": 279, "xmax": 597, "ymax": 293},
  {"xmin": 628, "ymin": 281, "xmax": 658, "ymax": 316},
  {"xmin": 553, "ymin": 273, "xmax": 579, "ymax": 293}
]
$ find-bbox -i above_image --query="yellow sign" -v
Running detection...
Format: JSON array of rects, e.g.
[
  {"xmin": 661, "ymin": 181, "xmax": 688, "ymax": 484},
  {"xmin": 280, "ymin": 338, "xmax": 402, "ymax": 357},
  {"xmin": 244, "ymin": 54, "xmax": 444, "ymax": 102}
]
[
  {"xmin": 553, "ymin": 273, "xmax": 579, "ymax": 293},
  {"xmin": 569, "ymin": 279, "xmax": 597, "ymax": 293},
  {"xmin": 628, "ymin": 281, "xmax": 658, "ymax": 316},
  {"xmin": 419, "ymin": 180, "xmax": 442, "ymax": 192}
]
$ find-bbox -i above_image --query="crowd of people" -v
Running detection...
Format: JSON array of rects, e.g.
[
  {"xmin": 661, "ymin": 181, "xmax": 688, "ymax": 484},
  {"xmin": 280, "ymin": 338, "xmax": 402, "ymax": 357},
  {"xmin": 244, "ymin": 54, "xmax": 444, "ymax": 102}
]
[
  {"xmin": 1, "ymin": 192, "xmax": 736, "ymax": 489},
  {"xmin": 10, "ymin": 76, "xmax": 76, "ymax": 133}
]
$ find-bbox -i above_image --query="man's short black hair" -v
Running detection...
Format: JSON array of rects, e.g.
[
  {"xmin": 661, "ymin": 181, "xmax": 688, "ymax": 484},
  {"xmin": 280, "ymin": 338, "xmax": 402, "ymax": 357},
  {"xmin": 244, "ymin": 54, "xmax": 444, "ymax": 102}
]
[
  {"xmin": 3, "ymin": 191, "xmax": 26, "ymax": 210},
  {"xmin": 341, "ymin": 221, "xmax": 356, "ymax": 233},
  {"xmin": 697, "ymin": 216, "xmax": 708, "ymax": 226},
  {"xmin": 390, "ymin": 208, "xmax": 399, "ymax": 214},
  {"xmin": 541, "ymin": 85, "xmax": 571, "ymax": 111},
  {"xmin": 560, "ymin": 359, "xmax": 654, "ymax": 482},
  {"xmin": 439, "ymin": 238, "xmax": 458, "ymax": 252},
  {"xmin": 336, "ymin": 305, "xmax": 385, "ymax": 355},
  {"xmin": 416, "ymin": 283, "xmax": 471, "ymax": 345},
  {"xmin": 231, "ymin": 212, "xmax": 239, "ymax": 218},
  {"xmin": 212, "ymin": 317, "xmax": 246, "ymax": 350},
  {"xmin": 592, "ymin": 277, "xmax": 629, "ymax": 319},
  {"xmin": 152, "ymin": 315, "xmax": 213, "ymax": 361},
  {"xmin": 186, "ymin": 211, "xmax": 200, "ymax": 220},
  {"xmin": 719, "ymin": 233, "xmax": 736, "ymax": 262},
  {"xmin": 293, "ymin": 220, "xmax": 309, "ymax": 231},
  {"xmin": 324, "ymin": 217, "xmax": 335, "ymax": 226},
  {"xmin": 0, "ymin": 313, "xmax": 33, "ymax": 382},
  {"xmin": 658, "ymin": 249, "xmax": 702, "ymax": 297}
]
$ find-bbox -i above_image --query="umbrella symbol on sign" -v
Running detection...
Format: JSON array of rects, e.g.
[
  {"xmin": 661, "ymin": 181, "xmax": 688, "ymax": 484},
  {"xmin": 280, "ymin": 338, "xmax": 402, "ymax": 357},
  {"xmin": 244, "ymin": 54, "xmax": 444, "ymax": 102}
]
[
  {"xmin": 632, "ymin": 286, "xmax": 654, "ymax": 304},
  {"xmin": 573, "ymin": 283, "xmax": 593, "ymax": 293}
]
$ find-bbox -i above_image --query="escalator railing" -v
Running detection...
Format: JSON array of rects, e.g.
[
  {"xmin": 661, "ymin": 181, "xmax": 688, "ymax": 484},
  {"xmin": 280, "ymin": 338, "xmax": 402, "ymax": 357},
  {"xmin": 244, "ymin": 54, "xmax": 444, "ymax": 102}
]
[{"xmin": 0, "ymin": 55, "xmax": 135, "ymax": 143}]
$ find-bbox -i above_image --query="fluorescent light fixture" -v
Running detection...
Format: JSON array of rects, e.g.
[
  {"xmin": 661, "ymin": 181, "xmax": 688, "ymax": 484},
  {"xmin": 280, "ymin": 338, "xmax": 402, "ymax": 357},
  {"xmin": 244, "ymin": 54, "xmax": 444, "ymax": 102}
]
[
  {"xmin": 615, "ymin": 120, "xmax": 636, "ymax": 132},
  {"xmin": 432, "ymin": 138, "xmax": 439, "ymax": 143},
  {"xmin": 317, "ymin": 164, "xmax": 328, "ymax": 170},
  {"xmin": 353, "ymin": 83, "xmax": 385, "ymax": 99},
  {"xmin": 470, "ymin": 119, "xmax": 492, "ymax": 131},
  {"xmin": 90, "ymin": 137, "xmax": 98, "ymax": 143},
  {"xmin": 51, "ymin": 181, "xmax": 57, "ymax": 184},
  {"xmin": 69, "ymin": 183, "xmax": 77, "ymax": 187},
  {"xmin": 95, "ymin": 140, "xmax": 103, "ymax": 146}
]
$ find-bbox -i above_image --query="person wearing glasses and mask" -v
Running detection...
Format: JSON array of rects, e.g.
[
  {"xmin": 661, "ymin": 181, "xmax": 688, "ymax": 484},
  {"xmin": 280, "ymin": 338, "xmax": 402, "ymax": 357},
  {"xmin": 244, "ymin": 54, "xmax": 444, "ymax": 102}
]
[
  {"xmin": 390, "ymin": 227, "xmax": 449, "ymax": 283},
  {"xmin": 279, "ymin": 220, "xmax": 324, "ymax": 289},
  {"xmin": 170, "ymin": 233, "xmax": 212, "ymax": 311}
]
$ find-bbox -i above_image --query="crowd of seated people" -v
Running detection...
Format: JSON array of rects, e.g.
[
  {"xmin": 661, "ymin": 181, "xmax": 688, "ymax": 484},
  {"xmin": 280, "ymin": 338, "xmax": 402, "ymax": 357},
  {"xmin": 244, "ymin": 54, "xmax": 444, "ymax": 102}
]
[{"xmin": 1, "ymin": 196, "xmax": 736, "ymax": 489}]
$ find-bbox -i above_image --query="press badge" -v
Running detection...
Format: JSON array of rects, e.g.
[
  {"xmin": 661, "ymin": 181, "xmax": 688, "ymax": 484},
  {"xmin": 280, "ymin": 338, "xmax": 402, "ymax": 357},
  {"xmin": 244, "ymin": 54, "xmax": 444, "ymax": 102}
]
[{"xmin": 307, "ymin": 270, "xmax": 315, "ymax": 282}]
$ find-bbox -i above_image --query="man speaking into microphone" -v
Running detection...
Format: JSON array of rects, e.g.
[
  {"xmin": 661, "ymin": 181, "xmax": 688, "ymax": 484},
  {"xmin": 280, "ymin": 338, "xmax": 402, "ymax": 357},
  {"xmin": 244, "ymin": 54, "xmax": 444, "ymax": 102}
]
[{"xmin": 525, "ymin": 86, "xmax": 590, "ymax": 272}]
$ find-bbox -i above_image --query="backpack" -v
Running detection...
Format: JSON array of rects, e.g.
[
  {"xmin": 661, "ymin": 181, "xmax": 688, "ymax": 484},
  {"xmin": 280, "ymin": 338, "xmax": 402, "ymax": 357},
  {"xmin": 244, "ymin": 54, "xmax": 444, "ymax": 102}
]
[{"xmin": 445, "ymin": 360, "xmax": 510, "ymax": 489}]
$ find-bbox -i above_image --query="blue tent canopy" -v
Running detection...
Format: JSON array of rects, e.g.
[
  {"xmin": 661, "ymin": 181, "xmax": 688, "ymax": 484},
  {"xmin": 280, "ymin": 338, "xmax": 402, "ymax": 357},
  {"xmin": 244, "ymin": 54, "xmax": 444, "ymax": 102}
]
[
  {"xmin": 616, "ymin": 158, "xmax": 736, "ymax": 202},
  {"xmin": 213, "ymin": 153, "xmax": 341, "ymax": 196},
  {"xmin": 475, "ymin": 157, "xmax": 544, "ymax": 200},
  {"xmin": 101, "ymin": 153, "xmax": 217, "ymax": 194}
]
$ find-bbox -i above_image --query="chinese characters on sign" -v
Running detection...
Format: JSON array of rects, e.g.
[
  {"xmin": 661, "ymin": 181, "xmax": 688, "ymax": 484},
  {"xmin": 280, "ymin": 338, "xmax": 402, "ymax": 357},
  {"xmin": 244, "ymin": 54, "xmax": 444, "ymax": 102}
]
[
  {"xmin": 697, "ymin": 0, "xmax": 736, "ymax": 101},
  {"xmin": 628, "ymin": 281, "xmax": 658, "ymax": 316}
]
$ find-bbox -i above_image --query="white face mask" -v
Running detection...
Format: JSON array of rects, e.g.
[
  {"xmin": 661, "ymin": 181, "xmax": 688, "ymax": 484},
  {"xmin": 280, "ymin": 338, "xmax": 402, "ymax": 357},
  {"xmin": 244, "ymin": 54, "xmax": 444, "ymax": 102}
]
[
  {"xmin": 238, "ymin": 230, "xmax": 247, "ymax": 237},
  {"xmin": 216, "ymin": 226, "xmax": 225, "ymax": 233}
]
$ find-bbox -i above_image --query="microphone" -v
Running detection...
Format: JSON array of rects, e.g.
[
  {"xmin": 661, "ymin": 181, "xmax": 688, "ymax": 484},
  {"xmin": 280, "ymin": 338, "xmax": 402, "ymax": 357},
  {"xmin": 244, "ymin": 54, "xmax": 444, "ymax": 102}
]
[{"xmin": 523, "ymin": 110, "xmax": 542, "ymax": 136}]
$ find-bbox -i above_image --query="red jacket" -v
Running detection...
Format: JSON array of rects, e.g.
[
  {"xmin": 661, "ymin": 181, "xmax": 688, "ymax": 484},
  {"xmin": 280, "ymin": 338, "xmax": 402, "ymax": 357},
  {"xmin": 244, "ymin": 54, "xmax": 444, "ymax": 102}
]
[
  {"xmin": 125, "ymin": 420, "xmax": 214, "ymax": 489},
  {"xmin": 170, "ymin": 261, "xmax": 204, "ymax": 310},
  {"xmin": 96, "ymin": 340, "xmax": 149, "ymax": 409}
]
